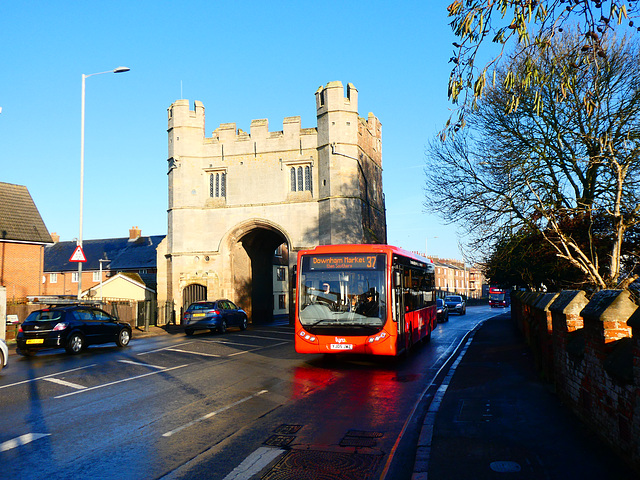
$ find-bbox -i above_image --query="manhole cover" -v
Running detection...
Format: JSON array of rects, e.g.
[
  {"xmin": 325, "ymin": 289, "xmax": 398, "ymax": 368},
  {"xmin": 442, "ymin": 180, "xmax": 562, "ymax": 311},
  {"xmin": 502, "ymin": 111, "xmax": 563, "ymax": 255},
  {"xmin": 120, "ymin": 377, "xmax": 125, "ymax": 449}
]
[
  {"xmin": 261, "ymin": 450, "xmax": 381, "ymax": 480},
  {"xmin": 490, "ymin": 461, "xmax": 522, "ymax": 473}
]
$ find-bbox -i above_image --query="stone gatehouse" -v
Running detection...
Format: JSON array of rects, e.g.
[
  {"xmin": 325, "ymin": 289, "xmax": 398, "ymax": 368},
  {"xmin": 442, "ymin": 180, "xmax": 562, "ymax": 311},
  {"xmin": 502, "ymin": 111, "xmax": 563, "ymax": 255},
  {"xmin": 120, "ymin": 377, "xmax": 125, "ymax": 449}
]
[{"xmin": 157, "ymin": 81, "xmax": 387, "ymax": 323}]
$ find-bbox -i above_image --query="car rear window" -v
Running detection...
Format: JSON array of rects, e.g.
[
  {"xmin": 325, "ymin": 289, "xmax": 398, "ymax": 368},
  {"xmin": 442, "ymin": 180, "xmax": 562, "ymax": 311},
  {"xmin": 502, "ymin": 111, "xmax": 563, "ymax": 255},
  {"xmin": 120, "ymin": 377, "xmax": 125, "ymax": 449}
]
[
  {"xmin": 189, "ymin": 303, "xmax": 216, "ymax": 311},
  {"xmin": 25, "ymin": 310, "xmax": 64, "ymax": 322}
]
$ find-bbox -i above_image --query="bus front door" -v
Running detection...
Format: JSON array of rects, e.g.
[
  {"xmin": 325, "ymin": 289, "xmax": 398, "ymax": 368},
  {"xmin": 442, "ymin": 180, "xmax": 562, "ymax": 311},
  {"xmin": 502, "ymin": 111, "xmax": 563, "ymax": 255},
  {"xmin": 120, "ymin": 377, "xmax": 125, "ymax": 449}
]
[{"xmin": 393, "ymin": 268, "xmax": 407, "ymax": 352}]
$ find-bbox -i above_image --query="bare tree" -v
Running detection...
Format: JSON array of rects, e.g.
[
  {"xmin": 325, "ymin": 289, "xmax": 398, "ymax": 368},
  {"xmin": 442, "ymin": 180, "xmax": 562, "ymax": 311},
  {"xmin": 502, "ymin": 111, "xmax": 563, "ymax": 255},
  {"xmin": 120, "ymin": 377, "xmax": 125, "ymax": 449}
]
[
  {"xmin": 426, "ymin": 32, "xmax": 640, "ymax": 289},
  {"xmin": 446, "ymin": 0, "xmax": 640, "ymax": 133}
]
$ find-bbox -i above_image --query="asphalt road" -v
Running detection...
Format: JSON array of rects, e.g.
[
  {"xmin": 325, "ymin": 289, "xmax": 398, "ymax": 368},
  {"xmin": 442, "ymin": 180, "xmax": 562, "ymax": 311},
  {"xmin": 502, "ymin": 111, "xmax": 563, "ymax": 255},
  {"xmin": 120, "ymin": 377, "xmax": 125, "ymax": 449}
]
[{"xmin": 0, "ymin": 306, "xmax": 501, "ymax": 479}]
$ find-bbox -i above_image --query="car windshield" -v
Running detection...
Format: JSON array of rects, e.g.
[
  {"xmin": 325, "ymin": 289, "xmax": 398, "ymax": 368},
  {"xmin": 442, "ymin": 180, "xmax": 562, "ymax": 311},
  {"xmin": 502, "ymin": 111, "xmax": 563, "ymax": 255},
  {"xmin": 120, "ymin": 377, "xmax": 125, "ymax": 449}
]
[
  {"xmin": 445, "ymin": 296, "xmax": 462, "ymax": 302},
  {"xmin": 437, "ymin": 299, "xmax": 444, "ymax": 307},
  {"xmin": 25, "ymin": 310, "xmax": 64, "ymax": 322},
  {"xmin": 298, "ymin": 253, "xmax": 386, "ymax": 332}
]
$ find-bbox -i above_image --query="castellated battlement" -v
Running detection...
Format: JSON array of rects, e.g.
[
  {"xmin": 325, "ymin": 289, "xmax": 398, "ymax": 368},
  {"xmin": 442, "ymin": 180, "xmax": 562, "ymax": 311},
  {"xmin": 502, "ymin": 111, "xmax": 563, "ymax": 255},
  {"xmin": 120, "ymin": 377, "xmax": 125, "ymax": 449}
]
[{"xmin": 167, "ymin": 99, "xmax": 205, "ymax": 131}]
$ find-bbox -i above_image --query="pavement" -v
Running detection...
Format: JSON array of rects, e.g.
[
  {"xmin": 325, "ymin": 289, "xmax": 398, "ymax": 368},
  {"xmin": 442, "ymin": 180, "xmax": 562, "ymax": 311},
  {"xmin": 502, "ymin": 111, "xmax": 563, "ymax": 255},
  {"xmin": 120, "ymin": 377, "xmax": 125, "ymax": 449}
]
[{"xmin": 413, "ymin": 312, "xmax": 639, "ymax": 480}]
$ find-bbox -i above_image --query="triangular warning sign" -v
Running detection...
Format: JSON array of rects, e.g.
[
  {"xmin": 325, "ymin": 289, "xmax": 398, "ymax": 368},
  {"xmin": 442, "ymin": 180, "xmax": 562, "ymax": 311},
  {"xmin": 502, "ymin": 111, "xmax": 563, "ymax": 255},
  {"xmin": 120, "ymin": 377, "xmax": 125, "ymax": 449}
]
[{"xmin": 69, "ymin": 245, "xmax": 87, "ymax": 263}]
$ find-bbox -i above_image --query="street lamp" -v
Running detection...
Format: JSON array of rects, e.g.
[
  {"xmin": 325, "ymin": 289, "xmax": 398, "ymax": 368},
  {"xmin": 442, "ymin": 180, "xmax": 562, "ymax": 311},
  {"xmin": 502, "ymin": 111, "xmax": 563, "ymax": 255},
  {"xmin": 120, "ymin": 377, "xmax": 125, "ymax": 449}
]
[{"xmin": 77, "ymin": 66, "xmax": 130, "ymax": 299}]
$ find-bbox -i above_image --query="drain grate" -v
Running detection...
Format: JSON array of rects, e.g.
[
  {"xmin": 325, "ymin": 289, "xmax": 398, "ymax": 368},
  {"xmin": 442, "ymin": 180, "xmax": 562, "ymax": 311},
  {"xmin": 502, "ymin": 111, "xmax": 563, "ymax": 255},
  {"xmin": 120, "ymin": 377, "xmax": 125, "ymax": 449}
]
[
  {"xmin": 264, "ymin": 435, "xmax": 296, "ymax": 447},
  {"xmin": 340, "ymin": 437, "xmax": 377, "ymax": 448},
  {"xmin": 261, "ymin": 449, "xmax": 381, "ymax": 480},
  {"xmin": 345, "ymin": 430, "xmax": 384, "ymax": 439},
  {"xmin": 274, "ymin": 424, "xmax": 303, "ymax": 435}
]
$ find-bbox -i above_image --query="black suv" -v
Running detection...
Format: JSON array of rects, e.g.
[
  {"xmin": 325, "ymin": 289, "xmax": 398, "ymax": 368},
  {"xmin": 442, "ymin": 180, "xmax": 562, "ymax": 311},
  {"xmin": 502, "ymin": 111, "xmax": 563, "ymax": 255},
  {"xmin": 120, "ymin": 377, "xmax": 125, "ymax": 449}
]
[{"xmin": 16, "ymin": 305, "xmax": 132, "ymax": 356}]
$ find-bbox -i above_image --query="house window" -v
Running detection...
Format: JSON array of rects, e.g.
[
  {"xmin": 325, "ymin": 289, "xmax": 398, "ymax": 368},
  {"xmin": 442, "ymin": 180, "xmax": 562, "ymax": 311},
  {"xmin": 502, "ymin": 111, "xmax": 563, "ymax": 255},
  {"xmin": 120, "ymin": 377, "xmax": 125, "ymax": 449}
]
[
  {"xmin": 93, "ymin": 271, "xmax": 100, "ymax": 282},
  {"xmin": 72, "ymin": 272, "xmax": 79, "ymax": 283},
  {"xmin": 279, "ymin": 294, "xmax": 286, "ymax": 310},
  {"xmin": 209, "ymin": 172, "xmax": 226, "ymax": 198},
  {"xmin": 290, "ymin": 165, "xmax": 312, "ymax": 192},
  {"xmin": 277, "ymin": 267, "xmax": 286, "ymax": 282},
  {"xmin": 50, "ymin": 273, "xmax": 57, "ymax": 284}
]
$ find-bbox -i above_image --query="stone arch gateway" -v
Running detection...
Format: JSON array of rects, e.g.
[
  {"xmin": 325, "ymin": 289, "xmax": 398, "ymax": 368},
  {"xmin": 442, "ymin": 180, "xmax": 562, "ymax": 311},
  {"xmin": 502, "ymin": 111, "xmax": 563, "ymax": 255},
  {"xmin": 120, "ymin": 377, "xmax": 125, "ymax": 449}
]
[{"xmin": 157, "ymin": 81, "xmax": 387, "ymax": 325}]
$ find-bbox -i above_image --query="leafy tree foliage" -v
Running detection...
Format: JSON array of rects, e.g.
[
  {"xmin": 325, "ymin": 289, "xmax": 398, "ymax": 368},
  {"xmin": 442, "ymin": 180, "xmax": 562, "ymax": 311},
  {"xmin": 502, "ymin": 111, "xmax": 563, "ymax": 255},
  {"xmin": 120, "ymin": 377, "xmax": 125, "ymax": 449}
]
[
  {"xmin": 447, "ymin": 0, "xmax": 640, "ymax": 132},
  {"xmin": 426, "ymin": 32, "xmax": 640, "ymax": 289}
]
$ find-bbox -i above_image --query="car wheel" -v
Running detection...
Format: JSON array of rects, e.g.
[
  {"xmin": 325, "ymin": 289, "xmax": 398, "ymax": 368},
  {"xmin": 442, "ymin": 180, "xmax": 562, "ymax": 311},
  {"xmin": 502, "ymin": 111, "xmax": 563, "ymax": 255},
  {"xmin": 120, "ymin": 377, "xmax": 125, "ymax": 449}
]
[
  {"xmin": 219, "ymin": 320, "xmax": 227, "ymax": 334},
  {"xmin": 116, "ymin": 328, "xmax": 131, "ymax": 347},
  {"xmin": 240, "ymin": 317, "xmax": 248, "ymax": 330},
  {"xmin": 0, "ymin": 351, "xmax": 4, "ymax": 370},
  {"xmin": 185, "ymin": 328, "xmax": 194, "ymax": 336},
  {"xmin": 66, "ymin": 333, "xmax": 85, "ymax": 355}
]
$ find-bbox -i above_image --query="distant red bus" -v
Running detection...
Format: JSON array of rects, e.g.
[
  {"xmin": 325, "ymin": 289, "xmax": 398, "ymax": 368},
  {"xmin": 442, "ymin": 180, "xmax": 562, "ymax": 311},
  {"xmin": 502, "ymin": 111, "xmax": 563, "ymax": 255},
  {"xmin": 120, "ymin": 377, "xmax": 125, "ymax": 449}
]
[
  {"xmin": 295, "ymin": 244, "xmax": 436, "ymax": 356},
  {"xmin": 489, "ymin": 287, "xmax": 510, "ymax": 308}
]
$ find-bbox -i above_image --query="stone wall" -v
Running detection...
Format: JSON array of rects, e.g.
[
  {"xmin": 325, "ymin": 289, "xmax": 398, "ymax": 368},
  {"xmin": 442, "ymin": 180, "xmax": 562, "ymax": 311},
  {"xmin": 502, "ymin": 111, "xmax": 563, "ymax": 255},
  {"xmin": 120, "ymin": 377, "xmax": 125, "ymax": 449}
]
[{"xmin": 512, "ymin": 290, "xmax": 640, "ymax": 473}]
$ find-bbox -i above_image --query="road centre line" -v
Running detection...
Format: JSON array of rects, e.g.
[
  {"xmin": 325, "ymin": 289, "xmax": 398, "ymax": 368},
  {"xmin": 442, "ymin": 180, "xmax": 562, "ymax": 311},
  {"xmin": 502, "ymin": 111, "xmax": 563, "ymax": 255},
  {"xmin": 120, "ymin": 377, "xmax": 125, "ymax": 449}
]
[
  {"xmin": 44, "ymin": 377, "xmax": 86, "ymax": 390},
  {"xmin": 162, "ymin": 389, "xmax": 269, "ymax": 438},
  {"xmin": 118, "ymin": 359, "xmax": 166, "ymax": 369},
  {"xmin": 0, "ymin": 364, "xmax": 97, "ymax": 390},
  {"xmin": 54, "ymin": 363, "xmax": 190, "ymax": 399},
  {"xmin": 0, "ymin": 433, "xmax": 51, "ymax": 452}
]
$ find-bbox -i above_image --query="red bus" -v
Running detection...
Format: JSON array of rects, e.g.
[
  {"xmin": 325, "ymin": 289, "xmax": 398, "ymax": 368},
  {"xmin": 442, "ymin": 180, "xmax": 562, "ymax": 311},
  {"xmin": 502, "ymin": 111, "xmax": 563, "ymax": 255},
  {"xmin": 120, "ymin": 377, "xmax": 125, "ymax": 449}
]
[
  {"xmin": 294, "ymin": 244, "xmax": 436, "ymax": 356},
  {"xmin": 489, "ymin": 287, "xmax": 510, "ymax": 308}
]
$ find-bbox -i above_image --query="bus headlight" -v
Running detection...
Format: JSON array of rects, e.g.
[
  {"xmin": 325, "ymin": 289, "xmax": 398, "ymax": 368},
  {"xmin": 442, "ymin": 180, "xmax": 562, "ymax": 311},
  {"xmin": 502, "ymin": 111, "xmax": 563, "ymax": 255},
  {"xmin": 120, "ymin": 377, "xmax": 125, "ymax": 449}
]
[
  {"xmin": 297, "ymin": 330, "xmax": 318, "ymax": 344},
  {"xmin": 367, "ymin": 331, "xmax": 389, "ymax": 344}
]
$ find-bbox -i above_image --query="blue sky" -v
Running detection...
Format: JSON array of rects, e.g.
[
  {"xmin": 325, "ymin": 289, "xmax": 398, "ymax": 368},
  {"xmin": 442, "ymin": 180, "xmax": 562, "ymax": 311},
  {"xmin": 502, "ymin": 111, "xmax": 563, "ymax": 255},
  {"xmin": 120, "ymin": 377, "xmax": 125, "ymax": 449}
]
[{"xmin": 1, "ymin": 1, "xmax": 466, "ymax": 260}]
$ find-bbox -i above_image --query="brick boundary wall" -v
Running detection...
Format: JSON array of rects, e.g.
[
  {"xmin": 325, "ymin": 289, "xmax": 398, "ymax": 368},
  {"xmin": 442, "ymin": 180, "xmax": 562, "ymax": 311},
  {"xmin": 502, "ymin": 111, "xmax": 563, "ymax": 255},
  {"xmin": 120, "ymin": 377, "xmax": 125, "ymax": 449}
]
[{"xmin": 512, "ymin": 290, "xmax": 640, "ymax": 474}]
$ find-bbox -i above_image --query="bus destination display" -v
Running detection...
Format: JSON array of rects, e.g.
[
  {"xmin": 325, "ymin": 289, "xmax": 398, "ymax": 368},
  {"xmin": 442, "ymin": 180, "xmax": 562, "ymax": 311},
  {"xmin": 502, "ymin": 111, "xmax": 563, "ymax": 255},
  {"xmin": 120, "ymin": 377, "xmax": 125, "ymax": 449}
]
[{"xmin": 306, "ymin": 254, "xmax": 382, "ymax": 271}]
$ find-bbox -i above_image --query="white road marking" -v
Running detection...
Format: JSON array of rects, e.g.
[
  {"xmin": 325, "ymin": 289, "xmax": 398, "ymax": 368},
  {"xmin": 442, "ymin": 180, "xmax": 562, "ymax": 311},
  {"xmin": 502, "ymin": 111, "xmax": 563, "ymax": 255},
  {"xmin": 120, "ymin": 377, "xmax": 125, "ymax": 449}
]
[
  {"xmin": 162, "ymin": 389, "xmax": 269, "ymax": 438},
  {"xmin": 137, "ymin": 341, "xmax": 197, "ymax": 355},
  {"xmin": 54, "ymin": 363, "xmax": 190, "ymax": 399},
  {"xmin": 119, "ymin": 359, "xmax": 167, "ymax": 369},
  {"xmin": 222, "ymin": 446, "xmax": 285, "ymax": 480},
  {"xmin": 43, "ymin": 377, "xmax": 86, "ymax": 390},
  {"xmin": 0, "ymin": 364, "xmax": 97, "ymax": 390},
  {"xmin": 235, "ymin": 334, "xmax": 292, "ymax": 341},
  {"xmin": 165, "ymin": 348, "xmax": 221, "ymax": 357},
  {"xmin": 0, "ymin": 433, "xmax": 51, "ymax": 452},
  {"xmin": 228, "ymin": 341, "xmax": 289, "ymax": 357}
]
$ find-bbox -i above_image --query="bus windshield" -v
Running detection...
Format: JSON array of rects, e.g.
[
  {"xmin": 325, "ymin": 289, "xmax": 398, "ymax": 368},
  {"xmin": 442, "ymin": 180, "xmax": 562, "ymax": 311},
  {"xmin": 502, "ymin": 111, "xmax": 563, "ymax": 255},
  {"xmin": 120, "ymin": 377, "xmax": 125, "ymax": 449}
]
[
  {"xmin": 298, "ymin": 253, "xmax": 386, "ymax": 332},
  {"xmin": 490, "ymin": 293, "xmax": 505, "ymax": 301}
]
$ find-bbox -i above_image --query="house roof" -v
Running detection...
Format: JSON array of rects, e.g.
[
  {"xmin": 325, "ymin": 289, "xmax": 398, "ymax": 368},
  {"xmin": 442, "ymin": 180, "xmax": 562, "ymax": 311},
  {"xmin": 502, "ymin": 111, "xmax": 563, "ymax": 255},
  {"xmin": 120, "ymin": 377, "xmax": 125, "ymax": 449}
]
[
  {"xmin": 85, "ymin": 272, "xmax": 156, "ymax": 294},
  {"xmin": 0, "ymin": 182, "xmax": 52, "ymax": 244},
  {"xmin": 44, "ymin": 235, "xmax": 166, "ymax": 273}
]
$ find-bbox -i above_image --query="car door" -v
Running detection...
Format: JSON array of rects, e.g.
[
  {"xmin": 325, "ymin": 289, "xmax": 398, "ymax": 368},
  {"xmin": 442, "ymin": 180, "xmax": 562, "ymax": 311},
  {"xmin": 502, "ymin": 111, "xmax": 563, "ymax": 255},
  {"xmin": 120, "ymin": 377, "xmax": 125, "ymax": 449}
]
[
  {"xmin": 93, "ymin": 308, "xmax": 120, "ymax": 344},
  {"xmin": 74, "ymin": 308, "xmax": 104, "ymax": 345},
  {"xmin": 225, "ymin": 300, "xmax": 241, "ymax": 326}
]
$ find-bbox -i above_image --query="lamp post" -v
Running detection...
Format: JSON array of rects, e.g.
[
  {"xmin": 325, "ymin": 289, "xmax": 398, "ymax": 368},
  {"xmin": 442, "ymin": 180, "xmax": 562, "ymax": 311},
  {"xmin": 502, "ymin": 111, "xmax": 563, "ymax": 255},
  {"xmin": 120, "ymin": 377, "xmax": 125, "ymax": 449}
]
[{"xmin": 77, "ymin": 66, "xmax": 130, "ymax": 300}]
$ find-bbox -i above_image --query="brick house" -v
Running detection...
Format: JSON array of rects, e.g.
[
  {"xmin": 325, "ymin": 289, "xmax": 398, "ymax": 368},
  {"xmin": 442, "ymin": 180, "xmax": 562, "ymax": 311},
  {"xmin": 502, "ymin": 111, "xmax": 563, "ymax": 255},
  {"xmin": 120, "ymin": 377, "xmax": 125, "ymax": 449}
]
[
  {"xmin": 0, "ymin": 182, "xmax": 53, "ymax": 301},
  {"xmin": 43, "ymin": 227, "xmax": 165, "ymax": 299}
]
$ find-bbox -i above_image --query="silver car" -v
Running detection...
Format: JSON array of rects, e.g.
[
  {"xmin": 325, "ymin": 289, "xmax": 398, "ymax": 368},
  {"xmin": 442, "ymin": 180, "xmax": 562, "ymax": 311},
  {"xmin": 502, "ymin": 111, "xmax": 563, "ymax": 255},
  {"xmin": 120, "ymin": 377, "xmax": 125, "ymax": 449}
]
[{"xmin": 0, "ymin": 338, "xmax": 8, "ymax": 371}]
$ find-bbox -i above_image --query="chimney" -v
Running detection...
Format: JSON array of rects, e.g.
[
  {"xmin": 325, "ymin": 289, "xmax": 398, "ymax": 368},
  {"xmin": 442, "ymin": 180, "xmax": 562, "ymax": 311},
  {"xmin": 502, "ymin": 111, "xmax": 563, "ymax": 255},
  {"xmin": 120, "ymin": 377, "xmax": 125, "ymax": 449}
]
[
  {"xmin": 50, "ymin": 232, "xmax": 60, "ymax": 243},
  {"xmin": 128, "ymin": 226, "xmax": 141, "ymax": 241}
]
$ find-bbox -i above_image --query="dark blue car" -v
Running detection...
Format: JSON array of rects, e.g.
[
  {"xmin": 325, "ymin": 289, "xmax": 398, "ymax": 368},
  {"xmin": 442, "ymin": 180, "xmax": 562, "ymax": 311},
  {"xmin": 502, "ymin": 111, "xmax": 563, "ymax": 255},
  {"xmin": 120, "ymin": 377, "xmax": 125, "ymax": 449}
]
[
  {"xmin": 183, "ymin": 299, "xmax": 248, "ymax": 335},
  {"xmin": 16, "ymin": 305, "xmax": 132, "ymax": 356}
]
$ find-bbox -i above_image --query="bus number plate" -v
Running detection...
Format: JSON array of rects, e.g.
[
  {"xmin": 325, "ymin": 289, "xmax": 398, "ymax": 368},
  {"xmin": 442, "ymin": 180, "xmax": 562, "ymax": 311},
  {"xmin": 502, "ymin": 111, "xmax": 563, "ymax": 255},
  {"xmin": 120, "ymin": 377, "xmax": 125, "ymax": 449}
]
[{"xmin": 330, "ymin": 344, "xmax": 353, "ymax": 350}]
